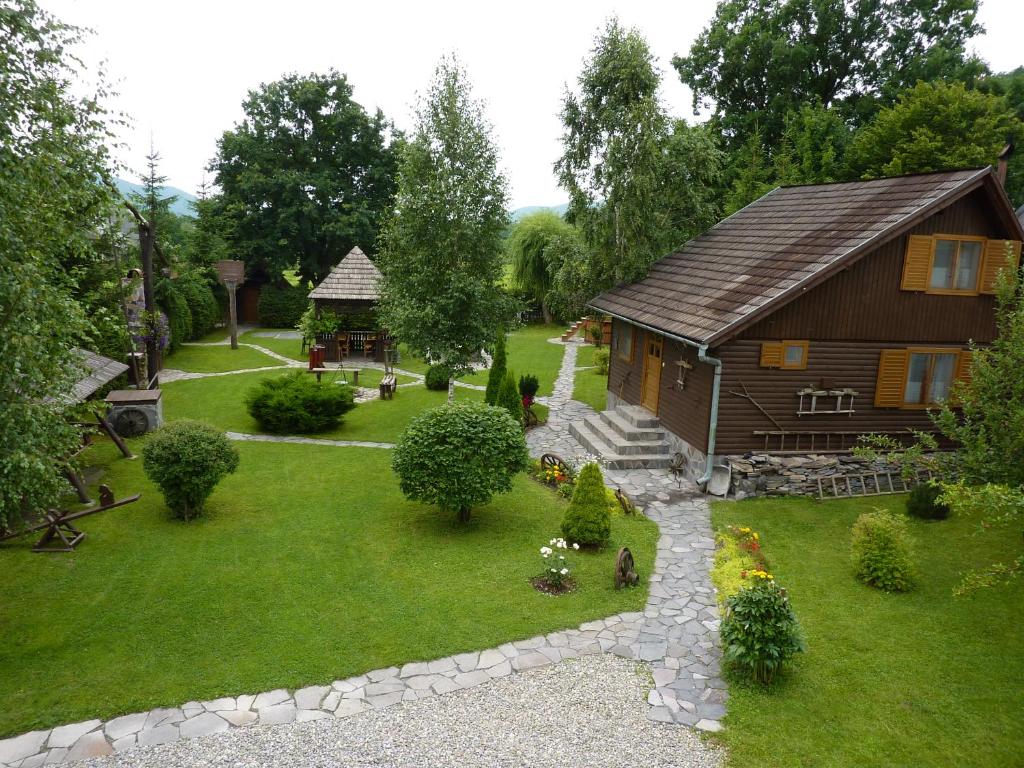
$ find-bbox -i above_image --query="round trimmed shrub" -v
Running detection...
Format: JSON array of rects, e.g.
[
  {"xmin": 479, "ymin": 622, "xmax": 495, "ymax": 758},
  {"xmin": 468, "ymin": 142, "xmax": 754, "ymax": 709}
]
[
  {"xmin": 245, "ymin": 371, "xmax": 355, "ymax": 433},
  {"xmin": 594, "ymin": 347, "xmax": 610, "ymax": 375},
  {"xmin": 721, "ymin": 579, "xmax": 803, "ymax": 684},
  {"xmin": 851, "ymin": 509, "xmax": 916, "ymax": 592},
  {"xmin": 392, "ymin": 402, "xmax": 529, "ymax": 522},
  {"xmin": 142, "ymin": 421, "xmax": 239, "ymax": 521},
  {"xmin": 257, "ymin": 283, "xmax": 308, "ymax": 327},
  {"xmin": 424, "ymin": 363, "xmax": 452, "ymax": 391},
  {"xmin": 906, "ymin": 481, "xmax": 951, "ymax": 520},
  {"xmin": 561, "ymin": 462, "xmax": 611, "ymax": 546}
]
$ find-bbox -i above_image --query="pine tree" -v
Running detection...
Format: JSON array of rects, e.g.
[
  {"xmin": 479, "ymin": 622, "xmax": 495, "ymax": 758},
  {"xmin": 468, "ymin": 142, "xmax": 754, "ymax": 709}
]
[
  {"xmin": 484, "ymin": 334, "xmax": 507, "ymax": 405},
  {"xmin": 561, "ymin": 462, "xmax": 611, "ymax": 546},
  {"xmin": 494, "ymin": 370, "xmax": 523, "ymax": 426}
]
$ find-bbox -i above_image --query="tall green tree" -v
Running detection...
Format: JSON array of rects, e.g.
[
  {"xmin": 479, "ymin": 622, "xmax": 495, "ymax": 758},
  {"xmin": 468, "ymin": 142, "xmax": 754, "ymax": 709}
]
[
  {"xmin": 846, "ymin": 81, "xmax": 1021, "ymax": 181},
  {"xmin": 376, "ymin": 57, "xmax": 513, "ymax": 403},
  {"xmin": 977, "ymin": 67, "xmax": 1024, "ymax": 206},
  {"xmin": 557, "ymin": 18, "xmax": 723, "ymax": 286},
  {"xmin": 506, "ymin": 210, "xmax": 577, "ymax": 323},
  {"xmin": 212, "ymin": 71, "xmax": 400, "ymax": 284},
  {"xmin": 1, "ymin": 0, "xmax": 118, "ymax": 529},
  {"xmin": 130, "ymin": 142, "xmax": 188, "ymax": 265},
  {"xmin": 675, "ymin": 0, "xmax": 986, "ymax": 150}
]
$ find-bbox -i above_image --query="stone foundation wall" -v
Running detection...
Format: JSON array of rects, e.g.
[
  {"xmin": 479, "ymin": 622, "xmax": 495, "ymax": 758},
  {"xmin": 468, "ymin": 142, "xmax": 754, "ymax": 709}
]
[{"xmin": 724, "ymin": 453, "xmax": 940, "ymax": 499}]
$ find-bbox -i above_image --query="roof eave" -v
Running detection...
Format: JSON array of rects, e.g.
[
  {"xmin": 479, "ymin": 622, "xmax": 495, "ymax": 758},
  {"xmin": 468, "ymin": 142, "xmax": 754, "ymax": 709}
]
[{"xmin": 703, "ymin": 167, "xmax": 998, "ymax": 346}]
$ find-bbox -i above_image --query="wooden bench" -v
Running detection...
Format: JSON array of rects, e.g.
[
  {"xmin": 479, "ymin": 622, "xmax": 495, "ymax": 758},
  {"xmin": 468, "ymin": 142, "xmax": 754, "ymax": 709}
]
[{"xmin": 379, "ymin": 374, "xmax": 397, "ymax": 400}]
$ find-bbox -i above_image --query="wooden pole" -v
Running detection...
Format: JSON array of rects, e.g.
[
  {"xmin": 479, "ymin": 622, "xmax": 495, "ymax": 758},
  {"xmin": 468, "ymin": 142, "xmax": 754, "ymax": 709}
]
[
  {"xmin": 139, "ymin": 225, "xmax": 159, "ymax": 376},
  {"xmin": 227, "ymin": 281, "xmax": 239, "ymax": 350}
]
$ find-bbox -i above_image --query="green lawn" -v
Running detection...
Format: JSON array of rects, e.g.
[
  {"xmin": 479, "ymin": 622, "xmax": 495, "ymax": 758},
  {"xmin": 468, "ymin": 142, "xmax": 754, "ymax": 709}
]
[
  {"xmin": 572, "ymin": 344, "xmax": 608, "ymax": 412},
  {"xmin": 711, "ymin": 495, "xmax": 1024, "ymax": 768},
  {"xmin": 0, "ymin": 440, "xmax": 659, "ymax": 737},
  {"xmin": 162, "ymin": 370, "xmax": 477, "ymax": 444},
  {"xmin": 163, "ymin": 343, "xmax": 286, "ymax": 373},
  {"xmin": 461, "ymin": 323, "xmax": 565, "ymax": 393},
  {"xmin": 238, "ymin": 329, "xmax": 307, "ymax": 362}
]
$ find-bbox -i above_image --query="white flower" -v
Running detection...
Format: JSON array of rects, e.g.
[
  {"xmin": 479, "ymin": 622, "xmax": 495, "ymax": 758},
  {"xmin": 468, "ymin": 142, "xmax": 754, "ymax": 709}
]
[
  {"xmin": 540, "ymin": 546, "xmax": 552, "ymax": 556},
  {"xmin": 572, "ymin": 543, "xmax": 580, "ymax": 550},
  {"xmin": 559, "ymin": 555, "xmax": 565, "ymax": 560},
  {"xmin": 560, "ymin": 568, "xmax": 569, "ymax": 575},
  {"xmin": 550, "ymin": 568, "xmax": 557, "ymax": 573},
  {"xmin": 549, "ymin": 538, "xmax": 557, "ymax": 546}
]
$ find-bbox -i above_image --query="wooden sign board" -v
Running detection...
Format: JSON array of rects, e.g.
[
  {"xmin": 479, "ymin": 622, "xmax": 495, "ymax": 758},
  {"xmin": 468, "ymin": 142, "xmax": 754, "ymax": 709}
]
[{"xmin": 215, "ymin": 260, "xmax": 245, "ymax": 285}]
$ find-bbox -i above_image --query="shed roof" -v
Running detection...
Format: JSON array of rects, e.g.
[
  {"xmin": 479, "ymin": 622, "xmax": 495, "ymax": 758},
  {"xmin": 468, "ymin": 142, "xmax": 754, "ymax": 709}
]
[
  {"xmin": 308, "ymin": 246, "xmax": 381, "ymax": 302},
  {"xmin": 71, "ymin": 348, "xmax": 129, "ymax": 403},
  {"xmin": 591, "ymin": 167, "xmax": 1024, "ymax": 346}
]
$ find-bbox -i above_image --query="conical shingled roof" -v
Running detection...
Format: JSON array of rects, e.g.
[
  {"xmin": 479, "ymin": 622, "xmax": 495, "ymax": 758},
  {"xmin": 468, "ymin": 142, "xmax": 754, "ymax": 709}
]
[{"xmin": 308, "ymin": 246, "xmax": 381, "ymax": 301}]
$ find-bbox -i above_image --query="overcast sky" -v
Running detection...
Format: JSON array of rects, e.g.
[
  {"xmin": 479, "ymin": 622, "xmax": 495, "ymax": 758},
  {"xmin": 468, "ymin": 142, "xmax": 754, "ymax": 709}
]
[{"xmin": 39, "ymin": 0, "xmax": 1024, "ymax": 209}]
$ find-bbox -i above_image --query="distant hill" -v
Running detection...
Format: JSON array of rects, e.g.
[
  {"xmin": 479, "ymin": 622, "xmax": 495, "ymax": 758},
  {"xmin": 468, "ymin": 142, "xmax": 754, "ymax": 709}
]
[
  {"xmin": 510, "ymin": 203, "xmax": 569, "ymax": 222},
  {"xmin": 114, "ymin": 178, "xmax": 198, "ymax": 218}
]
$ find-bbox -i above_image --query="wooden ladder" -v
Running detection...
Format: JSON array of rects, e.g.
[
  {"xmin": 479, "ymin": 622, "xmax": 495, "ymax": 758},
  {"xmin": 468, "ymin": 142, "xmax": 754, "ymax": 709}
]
[{"xmin": 817, "ymin": 469, "xmax": 935, "ymax": 500}]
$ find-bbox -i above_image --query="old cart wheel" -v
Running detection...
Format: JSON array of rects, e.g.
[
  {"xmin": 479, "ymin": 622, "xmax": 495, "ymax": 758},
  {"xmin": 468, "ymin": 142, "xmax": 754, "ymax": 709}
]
[
  {"xmin": 113, "ymin": 407, "xmax": 149, "ymax": 437},
  {"xmin": 540, "ymin": 453, "xmax": 571, "ymax": 476},
  {"xmin": 614, "ymin": 546, "xmax": 640, "ymax": 589}
]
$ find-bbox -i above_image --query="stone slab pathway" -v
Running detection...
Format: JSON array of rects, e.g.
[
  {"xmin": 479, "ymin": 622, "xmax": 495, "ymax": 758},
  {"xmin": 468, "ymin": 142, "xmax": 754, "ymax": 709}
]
[
  {"xmin": 225, "ymin": 432, "xmax": 395, "ymax": 450},
  {"xmin": 0, "ymin": 336, "xmax": 726, "ymax": 767}
]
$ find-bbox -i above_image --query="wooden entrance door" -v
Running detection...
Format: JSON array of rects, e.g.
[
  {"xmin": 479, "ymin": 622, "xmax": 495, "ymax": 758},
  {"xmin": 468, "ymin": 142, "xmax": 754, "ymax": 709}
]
[{"xmin": 640, "ymin": 333, "xmax": 663, "ymax": 413}]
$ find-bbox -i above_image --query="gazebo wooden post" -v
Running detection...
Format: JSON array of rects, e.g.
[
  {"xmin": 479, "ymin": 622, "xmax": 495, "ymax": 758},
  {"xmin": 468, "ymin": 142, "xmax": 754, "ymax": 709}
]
[{"xmin": 226, "ymin": 280, "xmax": 239, "ymax": 350}]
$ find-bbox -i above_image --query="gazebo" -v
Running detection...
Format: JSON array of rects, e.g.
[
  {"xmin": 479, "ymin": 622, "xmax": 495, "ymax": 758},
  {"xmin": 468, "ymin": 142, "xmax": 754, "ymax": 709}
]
[{"xmin": 308, "ymin": 246, "xmax": 393, "ymax": 362}]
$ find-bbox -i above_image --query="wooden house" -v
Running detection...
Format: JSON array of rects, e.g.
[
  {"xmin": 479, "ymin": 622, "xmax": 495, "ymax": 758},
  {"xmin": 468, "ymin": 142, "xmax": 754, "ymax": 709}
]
[
  {"xmin": 308, "ymin": 246, "xmax": 392, "ymax": 362},
  {"xmin": 584, "ymin": 168, "xmax": 1024, "ymax": 485}
]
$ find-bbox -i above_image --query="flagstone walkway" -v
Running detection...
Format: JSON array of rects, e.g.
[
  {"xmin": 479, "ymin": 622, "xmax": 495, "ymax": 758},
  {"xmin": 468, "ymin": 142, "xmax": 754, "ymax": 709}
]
[{"xmin": 0, "ymin": 336, "xmax": 726, "ymax": 768}]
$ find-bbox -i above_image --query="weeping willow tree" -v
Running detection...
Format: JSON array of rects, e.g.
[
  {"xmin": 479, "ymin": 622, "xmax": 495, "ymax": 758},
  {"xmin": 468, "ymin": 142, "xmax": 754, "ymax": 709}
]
[{"xmin": 506, "ymin": 210, "xmax": 578, "ymax": 323}]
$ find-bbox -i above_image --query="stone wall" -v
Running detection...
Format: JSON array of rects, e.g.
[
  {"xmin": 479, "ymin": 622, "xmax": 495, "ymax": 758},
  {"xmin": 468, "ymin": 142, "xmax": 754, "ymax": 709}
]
[{"xmin": 724, "ymin": 453, "xmax": 940, "ymax": 499}]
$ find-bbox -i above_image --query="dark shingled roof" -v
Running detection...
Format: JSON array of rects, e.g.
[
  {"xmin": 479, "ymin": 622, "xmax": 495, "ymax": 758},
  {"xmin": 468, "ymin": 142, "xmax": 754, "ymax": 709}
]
[
  {"xmin": 71, "ymin": 348, "xmax": 129, "ymax": 403},
  {"xmin": 591, "ymin": 168, "xmax": 1021, "ymax": 345},
  {"xmin": 308, "ymin": 246, "xmax": 380, "ymax": 301}
]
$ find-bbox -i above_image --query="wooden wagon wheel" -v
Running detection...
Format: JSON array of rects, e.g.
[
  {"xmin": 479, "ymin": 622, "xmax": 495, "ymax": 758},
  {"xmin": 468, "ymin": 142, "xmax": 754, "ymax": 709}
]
[
  {"xmin": 614, "ymin": 546, "xmax": 640, "ymax": 589},
  {"xmin": 540, "ymin": 453, "xmax": 570, "ymax": 473},
  {"xmin": 113, "ymin": 407, "xmax": 149, "ymax": 437}
]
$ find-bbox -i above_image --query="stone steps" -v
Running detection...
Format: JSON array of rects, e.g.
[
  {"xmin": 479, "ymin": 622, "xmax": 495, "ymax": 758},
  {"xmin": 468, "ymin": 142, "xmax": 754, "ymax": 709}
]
[{"xmin": 569, "ymin": 406, "xmax": 672, "ymax": 469}]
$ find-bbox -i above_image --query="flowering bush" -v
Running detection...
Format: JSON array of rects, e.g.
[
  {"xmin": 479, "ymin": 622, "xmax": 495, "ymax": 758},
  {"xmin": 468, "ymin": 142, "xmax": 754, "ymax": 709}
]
[
  {"xmin": 721, "ymin": 579, "xmax": 804, "ymax": 684},
  {"xmin": 711, "ymin": 524, "xmax": 771, "ymax": 606},
  {"xmin": 132, "ymin": 310, "xmax": 170, "ymax": 352},
  {"xmin": 536, "ymin": 536, "xmax": 579, "ymax": 591}
]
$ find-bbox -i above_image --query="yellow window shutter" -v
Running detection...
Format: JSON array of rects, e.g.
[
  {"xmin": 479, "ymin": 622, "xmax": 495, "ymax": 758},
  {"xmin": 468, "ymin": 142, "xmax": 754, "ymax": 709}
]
[
  {"xmin": 980, "ymin": 239, "xmax": 1022, "ymax": 293},
  {"xmin": 956, "ymin": 350, "xmax": 973, "ymax": 386},
  {"xmin": 900, "ymin": 235, "xmax": 933, "ymax": 291},
  {"xmin": 759, "ymin": 342, "xmax": 784, "ymax": 368},
  {"xmin": 874, "ymin": 349, "xmax": 909, "ymax": 407}
]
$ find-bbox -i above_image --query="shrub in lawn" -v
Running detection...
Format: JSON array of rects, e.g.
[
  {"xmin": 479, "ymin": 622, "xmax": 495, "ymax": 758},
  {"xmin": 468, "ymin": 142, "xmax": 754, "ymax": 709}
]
[
  {"xmin": 245, "ymin": 371, "xmax": 355, "ymax": 433},
  {"xmin": 257, "ymin": 283, "xmax": 308, "ymax": 327},
  {"xmin": 851, "ymin": 509, "xmax": 916, "ymax": 592},
  {"xmin": 176, "ymin": 272, "xmax": 221, "ymax": 339},
  {"xmin": 906, "ymin": 481, "xmax": 951, "ymax": 520},
  {"xmin": 721, "ymin": 577, "xmax": 803, "ymax": 684},
  {"xmin": 392, "ymin": 402, "xmax": 529, "ymax": 522},
  {"xmin": 424, "ymin": 363, "xmax": 452, "ymax": 391},
  {"xmin": 156, "ymin": 278, "xmax": 192, "ymax": 352},
  {"xmin": 495, "ymin": 370, "xmax": 524, "ymax": 425},
  {"xmin": 519, "ymin": 373, "xmax": 539, "ymax": 406},
  {"xmin": 142, "ymin": 421, "xmax": 240, "ymax": 521},
  {"xmin": 561, "ymin": 462, "xmax": 611, "ymax": 547},
  {"xmin": 484, "ymin": 334, "xmax": 507, "ymax": 404},
  {"xmin": 594, "ymin": 348, "xmax": 610, "ymax": 375}
]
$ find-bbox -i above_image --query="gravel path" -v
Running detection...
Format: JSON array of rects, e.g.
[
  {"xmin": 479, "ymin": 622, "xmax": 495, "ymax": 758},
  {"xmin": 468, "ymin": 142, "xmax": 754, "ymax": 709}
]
[{"xmin": 78, "ymin": 655, "xmax": 722, "ymax": 768}]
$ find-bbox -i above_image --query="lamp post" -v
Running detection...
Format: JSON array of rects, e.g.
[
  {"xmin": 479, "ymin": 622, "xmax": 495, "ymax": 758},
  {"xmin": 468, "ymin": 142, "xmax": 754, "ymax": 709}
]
[{"xmin": 215, "ymin": 260, "xmax": 246, "ymax": 350}]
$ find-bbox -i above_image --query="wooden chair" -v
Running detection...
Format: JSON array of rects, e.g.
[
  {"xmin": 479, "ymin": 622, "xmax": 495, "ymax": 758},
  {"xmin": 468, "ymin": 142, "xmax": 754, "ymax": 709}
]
[
  {"xmin": 364, "ymin": 333, "xmax": 378, "ymax": 359},
  {"xmin": 335, "ymin": 332, "xmax": 350, "ymax": 362},
  {"xmin": 379, "ymin": 373, "xmax": 397, "ymax": 400}
]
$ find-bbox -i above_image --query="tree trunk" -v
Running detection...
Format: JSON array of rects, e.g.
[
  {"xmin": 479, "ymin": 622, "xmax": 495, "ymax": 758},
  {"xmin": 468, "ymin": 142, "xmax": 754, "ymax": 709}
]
[
  {"xmin": 457, "ymin": 505, "xmax": 471, "ymax": 523},
  {"xmin": 447, "ymin": 376, "xmax": 456, "ymax": 404},
  {"xmin": 541, "ymin": 300, "xmax": 553, "ymax": 325},
  {"xmin": 139, "ymin": 225, "xmax": 158, "ymax": 379}
]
